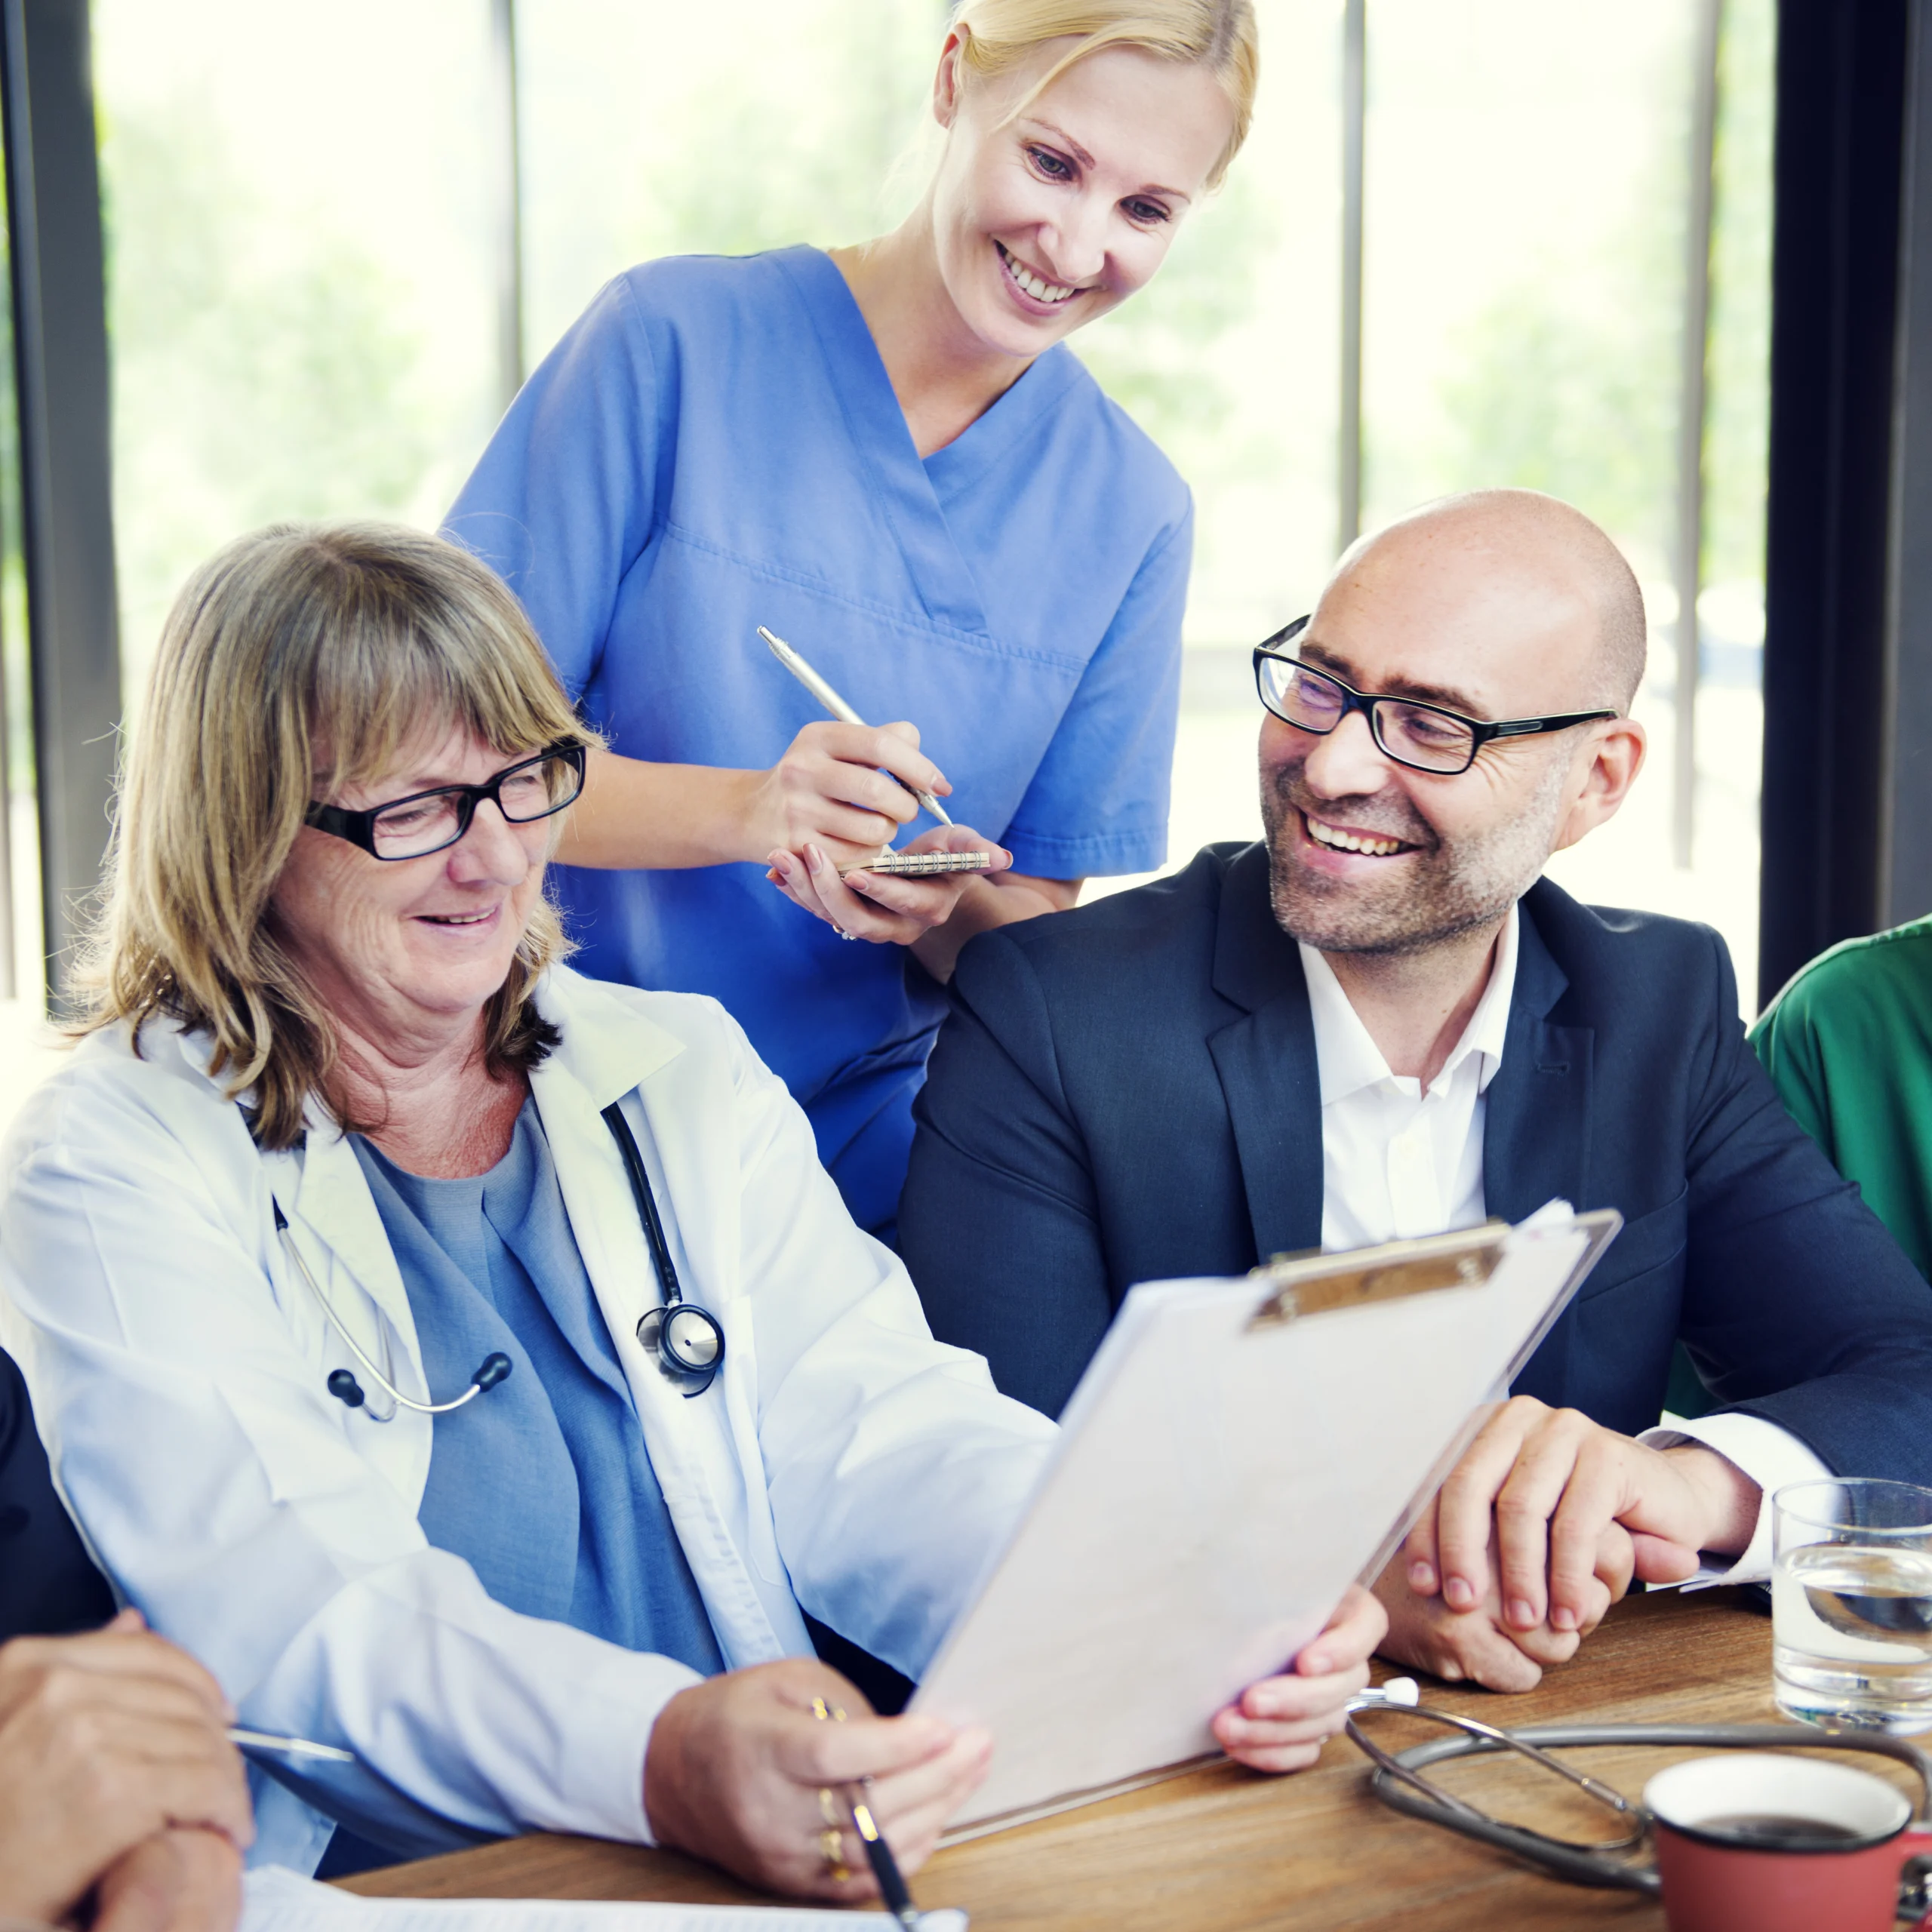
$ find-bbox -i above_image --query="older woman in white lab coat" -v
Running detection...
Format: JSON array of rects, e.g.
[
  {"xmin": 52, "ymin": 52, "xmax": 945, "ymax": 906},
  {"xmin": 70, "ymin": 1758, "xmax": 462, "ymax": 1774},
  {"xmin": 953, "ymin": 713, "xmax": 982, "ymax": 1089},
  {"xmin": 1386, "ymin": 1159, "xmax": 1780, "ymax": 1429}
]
[{"xmin": 0, "ymin": 525, "xmax": 1382, "ymax": 1900}]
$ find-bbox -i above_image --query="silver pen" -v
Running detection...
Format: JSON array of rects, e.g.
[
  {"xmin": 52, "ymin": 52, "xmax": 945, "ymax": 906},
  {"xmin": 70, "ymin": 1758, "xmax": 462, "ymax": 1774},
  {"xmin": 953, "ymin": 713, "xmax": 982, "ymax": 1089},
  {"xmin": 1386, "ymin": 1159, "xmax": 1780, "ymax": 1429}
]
[
  {"xmin": 227, "ymin": 1727, "xmax": 355, "ymax": 1763},
  {"xmin": 757, "ymin": 626, "xmax": 954, "ymax": 827}
]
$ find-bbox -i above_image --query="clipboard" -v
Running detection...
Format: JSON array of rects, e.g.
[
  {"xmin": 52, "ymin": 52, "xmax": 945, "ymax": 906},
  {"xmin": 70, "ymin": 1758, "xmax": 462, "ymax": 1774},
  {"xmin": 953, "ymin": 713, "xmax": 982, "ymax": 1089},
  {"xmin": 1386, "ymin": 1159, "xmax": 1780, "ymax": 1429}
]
[{"xmin": 912, "ymin": 1203, "xmax": 1623, "ymax": 1837}]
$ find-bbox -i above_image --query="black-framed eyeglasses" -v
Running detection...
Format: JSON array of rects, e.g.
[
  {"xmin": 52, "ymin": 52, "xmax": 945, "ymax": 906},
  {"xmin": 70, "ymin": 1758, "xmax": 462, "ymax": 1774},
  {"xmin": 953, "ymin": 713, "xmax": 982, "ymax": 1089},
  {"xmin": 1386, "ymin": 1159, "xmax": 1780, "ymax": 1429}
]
[
  {"xmin": 1253, "ymin": 617, "xmax": 1620, "ymax": 777},
  {"xmin": 306, "ymin": 743, "xmax": 587, "ymax": 861}
]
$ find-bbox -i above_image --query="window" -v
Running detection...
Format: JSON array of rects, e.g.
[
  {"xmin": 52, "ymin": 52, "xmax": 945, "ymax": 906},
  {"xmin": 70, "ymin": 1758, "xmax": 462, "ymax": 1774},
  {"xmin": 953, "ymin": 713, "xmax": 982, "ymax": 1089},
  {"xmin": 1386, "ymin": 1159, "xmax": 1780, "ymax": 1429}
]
[
  {"xmin": 94, "ymin": 0, "xmax": 506, "ymax": 705},
  {"xmin": 1088, "ymin": 0, "xmax": 1774, "ymax": 1013},
  {"xmin": 1358, "ymin": 0, "xmax": 1770, "ymax": 998},
  {"xmin": 4, "ymin": 0, "xmax": 1774, "ymax": 1131}
]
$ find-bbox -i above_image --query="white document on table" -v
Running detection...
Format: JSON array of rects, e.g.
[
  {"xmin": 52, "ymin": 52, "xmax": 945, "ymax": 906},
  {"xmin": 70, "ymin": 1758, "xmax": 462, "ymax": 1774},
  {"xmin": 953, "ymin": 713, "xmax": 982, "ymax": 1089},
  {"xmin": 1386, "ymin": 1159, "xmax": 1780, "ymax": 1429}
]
[
  {"xmin": 912, "ymin": 1201, "xmax": 1621, "ymax": 1834},
  {"xmin": 244, "ymin": 1869, "xmax": 968, "ymax": 1932}
]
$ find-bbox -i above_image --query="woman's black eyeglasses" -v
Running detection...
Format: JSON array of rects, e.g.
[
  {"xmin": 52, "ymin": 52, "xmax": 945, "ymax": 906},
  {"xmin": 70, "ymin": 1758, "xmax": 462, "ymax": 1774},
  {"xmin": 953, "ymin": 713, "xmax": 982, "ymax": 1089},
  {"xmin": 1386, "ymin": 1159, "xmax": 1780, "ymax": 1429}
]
[
  {"xmin": 1253, "ymin": 617, "xmax": 1620, "ymax": 777},
  {"xmin": 306, "ymin": 743, "xmax": 587, "ymax": 860}
]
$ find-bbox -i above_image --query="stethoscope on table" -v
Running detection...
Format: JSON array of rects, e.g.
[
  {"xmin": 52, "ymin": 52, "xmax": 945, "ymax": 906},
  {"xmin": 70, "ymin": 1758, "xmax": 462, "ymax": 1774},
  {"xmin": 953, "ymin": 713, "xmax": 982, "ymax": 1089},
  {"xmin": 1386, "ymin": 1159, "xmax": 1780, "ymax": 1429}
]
[
  {"xmin": 1346, "ymin": 1681, "xmax": 1932, "ymax": 1909},
  {"xmin": 272, "ymin": 1103, "xmax": 727, "ymax": 1419}
]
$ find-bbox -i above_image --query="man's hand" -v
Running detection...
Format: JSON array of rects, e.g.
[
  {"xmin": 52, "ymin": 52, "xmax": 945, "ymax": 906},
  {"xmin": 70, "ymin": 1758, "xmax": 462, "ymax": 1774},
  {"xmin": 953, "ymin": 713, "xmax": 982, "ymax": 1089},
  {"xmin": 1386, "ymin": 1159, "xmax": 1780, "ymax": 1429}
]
[
  {"xmin": 1374, "ymin": 1520, "xmax": 1636, "ymax": 1692},
  {"xmin": 0, "ymin": 1612, "xmax": 252, "ymax": 1928},
  {"xmin": 644, "ymin": 1659, "xmax": 989, "ymax": 1902},
  {"xmin": 1210, "ymin": 1586, "xmax": 1386, "ymax": 1771},
  {"xmin": 92, "ymin": 1829, "xmax": 243, "ymax": 1932},
  {"xmin": 1401, "ymin": 1398, "xmax": 1761, "ymax": 1639}
]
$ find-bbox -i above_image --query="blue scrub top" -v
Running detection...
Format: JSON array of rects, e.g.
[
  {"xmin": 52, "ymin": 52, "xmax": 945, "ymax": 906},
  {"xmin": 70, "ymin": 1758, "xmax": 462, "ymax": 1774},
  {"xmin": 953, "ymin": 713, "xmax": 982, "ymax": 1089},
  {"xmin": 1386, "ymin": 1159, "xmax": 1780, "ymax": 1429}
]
[{"xmin": 445, "ymin": 246, "xmax": 1192, "ymax": 1235}]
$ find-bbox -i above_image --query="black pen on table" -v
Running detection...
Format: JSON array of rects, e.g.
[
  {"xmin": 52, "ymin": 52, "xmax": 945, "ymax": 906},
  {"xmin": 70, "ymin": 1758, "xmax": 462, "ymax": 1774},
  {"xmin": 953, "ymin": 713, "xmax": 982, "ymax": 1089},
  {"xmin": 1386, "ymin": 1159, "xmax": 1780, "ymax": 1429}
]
[{"xmin": 811, "ymin": 1694, "xmax": 923, "ymax": 1930}]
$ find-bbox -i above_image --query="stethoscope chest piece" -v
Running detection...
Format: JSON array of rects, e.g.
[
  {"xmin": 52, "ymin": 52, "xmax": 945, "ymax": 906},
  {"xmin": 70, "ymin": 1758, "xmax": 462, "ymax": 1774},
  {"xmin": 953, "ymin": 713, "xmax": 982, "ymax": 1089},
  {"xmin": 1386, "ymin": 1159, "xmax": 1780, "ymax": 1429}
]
[
  {"xmin": 637, "ymin": 1302, "xmax": 724, "ymax": 1391},
  {"xmin": 604, "ymin": 1102, "xmax": 725, "ymax": 1398}
]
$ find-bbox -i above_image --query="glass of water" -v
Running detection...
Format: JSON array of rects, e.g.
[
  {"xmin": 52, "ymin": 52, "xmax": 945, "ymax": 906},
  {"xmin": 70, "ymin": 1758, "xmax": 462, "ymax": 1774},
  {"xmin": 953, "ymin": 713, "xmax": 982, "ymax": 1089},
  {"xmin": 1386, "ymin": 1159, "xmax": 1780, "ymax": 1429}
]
[{"xmin": 1774, "ymin": 1478, "xmax": 1932, "ymax": 1733}]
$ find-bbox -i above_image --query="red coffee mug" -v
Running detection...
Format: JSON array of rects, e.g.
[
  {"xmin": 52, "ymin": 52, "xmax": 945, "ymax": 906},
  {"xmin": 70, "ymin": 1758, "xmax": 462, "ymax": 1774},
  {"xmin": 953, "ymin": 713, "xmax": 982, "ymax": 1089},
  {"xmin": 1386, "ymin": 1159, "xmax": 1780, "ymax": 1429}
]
[{"xmin": 1646, "ymin": 1752, "xmax": 1932, "ymax": 1932}]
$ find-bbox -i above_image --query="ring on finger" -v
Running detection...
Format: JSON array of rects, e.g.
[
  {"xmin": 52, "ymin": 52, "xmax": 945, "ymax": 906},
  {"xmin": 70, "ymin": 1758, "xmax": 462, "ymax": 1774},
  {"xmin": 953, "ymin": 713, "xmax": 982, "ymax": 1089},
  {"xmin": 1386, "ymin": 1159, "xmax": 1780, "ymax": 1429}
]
[{"xmin": 817, "ymin": 1826, "xmax": 851, "ymax": 1882}]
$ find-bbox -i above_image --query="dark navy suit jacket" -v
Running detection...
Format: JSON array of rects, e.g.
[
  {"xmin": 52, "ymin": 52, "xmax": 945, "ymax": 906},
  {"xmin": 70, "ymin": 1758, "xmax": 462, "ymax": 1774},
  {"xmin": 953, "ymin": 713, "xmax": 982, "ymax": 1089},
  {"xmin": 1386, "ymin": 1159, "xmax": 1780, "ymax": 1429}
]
[
  {"xmin": 0, "ymin": 1347, "xmax": 112, "ymax": 1641},
  {"xmin": 902, "ymin": 842, "xmax": 1932, "ymax": 1481}
]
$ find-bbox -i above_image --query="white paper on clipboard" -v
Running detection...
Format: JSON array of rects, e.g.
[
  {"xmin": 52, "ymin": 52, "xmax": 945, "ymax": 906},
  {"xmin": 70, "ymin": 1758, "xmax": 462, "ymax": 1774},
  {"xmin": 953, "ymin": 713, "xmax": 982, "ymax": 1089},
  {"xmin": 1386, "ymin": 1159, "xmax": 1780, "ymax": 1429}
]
[{"xmin": 912, "ymin": 1200, "xmax": 1623, "ymax": 1835}]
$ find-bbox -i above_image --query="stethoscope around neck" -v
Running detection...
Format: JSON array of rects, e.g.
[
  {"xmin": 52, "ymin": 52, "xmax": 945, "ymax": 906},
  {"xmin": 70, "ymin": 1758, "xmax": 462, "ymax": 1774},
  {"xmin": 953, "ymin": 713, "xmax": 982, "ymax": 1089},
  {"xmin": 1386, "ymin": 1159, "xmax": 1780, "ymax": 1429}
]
[{"xmin": 272, "ymin": 1102, "xmax": 726, "ymax": 1421}]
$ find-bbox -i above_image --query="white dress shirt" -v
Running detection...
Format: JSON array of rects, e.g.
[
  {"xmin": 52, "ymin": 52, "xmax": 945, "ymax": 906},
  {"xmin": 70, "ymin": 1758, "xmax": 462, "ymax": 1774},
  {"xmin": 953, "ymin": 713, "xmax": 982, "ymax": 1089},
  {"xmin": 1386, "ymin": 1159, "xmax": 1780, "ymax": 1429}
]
[
  {"xmin": 1299, "ymin": 905, "xmax": 1825, "ymax": 1586},
  {"xmin": 1302, "ymin": 908, "xmax": 1519, "ymax": 1255}
]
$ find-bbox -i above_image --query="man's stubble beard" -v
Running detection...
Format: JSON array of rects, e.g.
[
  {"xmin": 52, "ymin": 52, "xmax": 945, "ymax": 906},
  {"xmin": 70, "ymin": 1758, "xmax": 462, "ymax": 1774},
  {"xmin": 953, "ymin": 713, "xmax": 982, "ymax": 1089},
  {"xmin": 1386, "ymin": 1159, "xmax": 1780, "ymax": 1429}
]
[{"xmin": 1262, "ymin": 750, "xmax": 1572, "ymax": 957}]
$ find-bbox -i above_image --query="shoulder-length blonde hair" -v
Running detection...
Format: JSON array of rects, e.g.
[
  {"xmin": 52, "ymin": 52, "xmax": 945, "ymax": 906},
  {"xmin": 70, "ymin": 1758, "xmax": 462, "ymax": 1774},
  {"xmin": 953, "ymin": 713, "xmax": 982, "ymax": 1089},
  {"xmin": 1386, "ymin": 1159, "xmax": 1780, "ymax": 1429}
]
[
  {"xmin": 74, "ymin": 521, "xmax": 601, "ymax": 1150},
  {"xmin": 949, "ymin": 0, "xmax": 1259, "ymax": 189}
]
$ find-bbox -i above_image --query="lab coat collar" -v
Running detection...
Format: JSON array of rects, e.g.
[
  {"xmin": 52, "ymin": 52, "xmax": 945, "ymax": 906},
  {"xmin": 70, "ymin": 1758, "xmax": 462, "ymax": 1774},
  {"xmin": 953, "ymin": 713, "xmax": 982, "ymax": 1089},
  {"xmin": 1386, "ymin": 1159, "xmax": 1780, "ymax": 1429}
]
[
  {"xmin": 277, "ymin": 966, "xmax": 686, "ymax": 1360},
  {"xmin": 140, "ymin": 967, "xmax": 687, "ymax": 1367},
  {"xmin": 531, "ymin": 965, "xmax": 687, "ymax": 1109}
]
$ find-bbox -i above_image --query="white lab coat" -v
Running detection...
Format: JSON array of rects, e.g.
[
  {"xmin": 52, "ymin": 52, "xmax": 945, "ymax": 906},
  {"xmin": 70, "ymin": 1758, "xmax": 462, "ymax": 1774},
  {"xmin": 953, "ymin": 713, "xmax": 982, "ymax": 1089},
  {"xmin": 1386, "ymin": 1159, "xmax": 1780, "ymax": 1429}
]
[{"xmin": 0, "ymin": 966, "xmax": 1056, "ymax": 1873}]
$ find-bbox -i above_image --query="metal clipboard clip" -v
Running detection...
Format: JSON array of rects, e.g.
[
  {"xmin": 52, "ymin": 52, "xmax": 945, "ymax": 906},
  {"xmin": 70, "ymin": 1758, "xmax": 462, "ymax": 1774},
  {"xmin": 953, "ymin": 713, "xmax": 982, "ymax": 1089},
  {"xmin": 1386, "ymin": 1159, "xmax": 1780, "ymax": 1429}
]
[{"xmin": 1244, "ymin": 1208, "xmax": 1624, "ymax": 1337}]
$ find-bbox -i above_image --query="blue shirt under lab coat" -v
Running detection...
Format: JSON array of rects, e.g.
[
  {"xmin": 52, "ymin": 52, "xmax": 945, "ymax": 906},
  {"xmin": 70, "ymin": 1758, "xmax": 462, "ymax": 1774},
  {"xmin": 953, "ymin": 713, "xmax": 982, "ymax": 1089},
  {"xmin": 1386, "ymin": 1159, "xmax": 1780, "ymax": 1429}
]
[
  {"xmin": 445, "ymin": 246, "xmax": 1192, "ymax": 1235},
  {"xmin": 351, "ymin": 1104, "xmax": 722, "ymax": 1675}
]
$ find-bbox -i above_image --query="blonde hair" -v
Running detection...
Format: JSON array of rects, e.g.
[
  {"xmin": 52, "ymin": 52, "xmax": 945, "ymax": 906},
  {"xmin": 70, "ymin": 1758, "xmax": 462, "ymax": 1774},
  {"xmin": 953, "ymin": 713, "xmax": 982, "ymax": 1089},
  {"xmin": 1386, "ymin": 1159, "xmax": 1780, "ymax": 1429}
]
[
  {"xmin": 75, "ymin": 521, "xmax": 601, "ymax": 1150},
  {"xmin": 949, "ymin": 0, "xmax": 1258, "ymax": 188}
]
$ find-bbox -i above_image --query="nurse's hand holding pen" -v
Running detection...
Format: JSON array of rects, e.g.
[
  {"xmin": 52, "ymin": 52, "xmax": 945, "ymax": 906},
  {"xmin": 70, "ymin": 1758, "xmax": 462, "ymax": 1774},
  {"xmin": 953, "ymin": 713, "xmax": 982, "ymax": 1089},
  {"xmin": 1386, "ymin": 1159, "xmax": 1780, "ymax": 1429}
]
[
  {"xmin": 561, "ymin": 723, "xmax": 1071, "ymax": 980},
  {"xmin": 754, "ymin": 717, "xmax": 1080, "ymax": 979},
  {"xmin": 752, "ymin": 717, "xmax": 955, "ymax": 869},
  {"xmin": 753, "ymin": 626, "xmax": 1074, "ymax": 973}
]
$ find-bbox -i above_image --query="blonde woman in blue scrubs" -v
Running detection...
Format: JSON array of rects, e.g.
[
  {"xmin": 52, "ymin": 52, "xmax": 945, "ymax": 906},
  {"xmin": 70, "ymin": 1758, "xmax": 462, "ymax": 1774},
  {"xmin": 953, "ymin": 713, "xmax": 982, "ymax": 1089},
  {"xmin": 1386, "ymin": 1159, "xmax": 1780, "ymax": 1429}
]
[{"xmin": 447, "ymin": 0, "xmax": 1257, "ymax": 1238}]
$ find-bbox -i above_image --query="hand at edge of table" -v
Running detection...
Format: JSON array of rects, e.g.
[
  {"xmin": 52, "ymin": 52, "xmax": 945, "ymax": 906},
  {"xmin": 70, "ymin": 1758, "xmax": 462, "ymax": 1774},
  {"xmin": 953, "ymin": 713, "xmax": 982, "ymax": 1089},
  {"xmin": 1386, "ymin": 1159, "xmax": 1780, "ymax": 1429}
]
[
  {"xmin": 1210, "ymin": 1585, "xmax": 1386, "ymax": 1772},
  {"xmin": 643, "ymin": 1657, "xmax": 989, "ymax": 1904},
  {"xmin": 91, "ymin": 1828, "xmax": 243, "ymax": 1932},
  {"xmin": 0, "ymin": 1610, "xmax": 252, "ymax": 1930},
  {"xmin": 1371, "ymin": 1520, "xmax": 1637, "ymax": 1693},
  {"xmin": 1398, "ymin": 1398, "xmax": 1752, "ymax": 1641}
]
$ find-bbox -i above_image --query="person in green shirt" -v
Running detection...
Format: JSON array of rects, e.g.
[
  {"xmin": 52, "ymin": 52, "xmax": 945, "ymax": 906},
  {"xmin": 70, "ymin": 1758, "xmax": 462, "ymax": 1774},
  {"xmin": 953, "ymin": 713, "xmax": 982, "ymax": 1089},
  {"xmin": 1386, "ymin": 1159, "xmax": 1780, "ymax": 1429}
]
[{"xmin": 1751, "ymin": 915, "xmax": 1932, "ymax": 1281}]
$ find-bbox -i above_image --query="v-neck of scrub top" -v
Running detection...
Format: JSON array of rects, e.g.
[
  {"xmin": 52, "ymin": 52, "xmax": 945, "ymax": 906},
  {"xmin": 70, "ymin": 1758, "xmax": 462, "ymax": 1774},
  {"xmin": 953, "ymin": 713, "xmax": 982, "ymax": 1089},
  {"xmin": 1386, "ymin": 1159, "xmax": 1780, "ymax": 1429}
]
[
  {"xmin": 774, "ymin": 246, "xmax": 1088, "ymax": 635},
  {"xmin": 352, "ymin": 1102, "xmax": 722, "ymax": 1675}
]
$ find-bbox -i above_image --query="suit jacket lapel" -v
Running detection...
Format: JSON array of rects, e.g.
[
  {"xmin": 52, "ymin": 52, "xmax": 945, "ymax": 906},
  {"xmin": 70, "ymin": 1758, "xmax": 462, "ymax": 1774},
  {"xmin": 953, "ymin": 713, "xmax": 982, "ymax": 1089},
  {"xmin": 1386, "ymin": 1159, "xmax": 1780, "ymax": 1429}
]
[
  {"xmin": 1204, "ymin": 844, "xmax": 1324, "ymax": 1263},
  {"xmin": 1481, "ymin": 897, "xmax": 1592, "ymax": 1224},
  {"xmin": 1198, "ymin": 859, "xmax": 1592, "ymax": 1272}
]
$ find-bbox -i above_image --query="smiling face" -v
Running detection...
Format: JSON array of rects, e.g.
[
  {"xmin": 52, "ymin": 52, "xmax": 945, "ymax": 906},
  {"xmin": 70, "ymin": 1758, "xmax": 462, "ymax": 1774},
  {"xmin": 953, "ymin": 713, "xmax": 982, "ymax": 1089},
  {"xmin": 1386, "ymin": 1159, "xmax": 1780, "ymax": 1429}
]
[
  {"xmin": 271, "ymin": 720, "xmax": 552, "ymax": 1057},
  {"xmin": 1260, "ymin": 504, "xmax": 1644, "ymax": 957},
  {"xmin": 924, "ymin": 35, "xmax": 1236, "ymax": 359}
]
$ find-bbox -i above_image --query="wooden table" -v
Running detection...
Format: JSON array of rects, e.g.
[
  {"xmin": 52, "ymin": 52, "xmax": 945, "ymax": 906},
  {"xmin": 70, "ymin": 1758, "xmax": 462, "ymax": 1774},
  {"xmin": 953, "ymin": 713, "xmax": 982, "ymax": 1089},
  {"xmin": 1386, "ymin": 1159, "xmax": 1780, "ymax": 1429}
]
[{"xmin": 342, "ymin": 1589, "xmax": 1877, "ymax": 1929}]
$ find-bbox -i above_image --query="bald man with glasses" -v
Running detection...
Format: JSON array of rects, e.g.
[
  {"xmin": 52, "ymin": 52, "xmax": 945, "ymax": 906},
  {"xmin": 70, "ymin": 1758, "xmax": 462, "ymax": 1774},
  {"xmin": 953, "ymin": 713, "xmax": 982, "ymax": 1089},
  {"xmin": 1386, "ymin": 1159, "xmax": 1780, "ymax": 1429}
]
[{"xmin": 900, "ymin": 488, "xmax": 1932, "ymax": 1693}]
